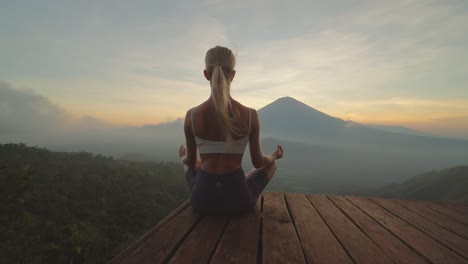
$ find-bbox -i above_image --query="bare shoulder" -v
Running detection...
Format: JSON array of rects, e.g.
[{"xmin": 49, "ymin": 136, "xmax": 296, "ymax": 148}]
[
  {"xmin": 184, "ymin": 107, "xmax": 193, "ymax": 120},
  {"xmin": 231, "ymin": 98, "xmax": 253, "ymax": 112},
  {"xmin": 183, "ymin": 107, "xmax": 196, "ymax": 128},
  {"xmin": 185, "ymin": 103, "xmax": 203, "ymax": 116}
]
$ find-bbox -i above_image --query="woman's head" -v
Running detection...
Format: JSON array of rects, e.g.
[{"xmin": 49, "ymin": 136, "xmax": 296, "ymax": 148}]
[
  {"xmin": 205, "ymin": 46, "xmax": 236, "ymax": 77},
  {"xmin": 204, "ymin": 46, "xmax": 240, "ymax": 142}
]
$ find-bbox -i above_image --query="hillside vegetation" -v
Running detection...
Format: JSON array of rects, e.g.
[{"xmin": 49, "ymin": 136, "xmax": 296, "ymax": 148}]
[
  {"xmin": 373, "ymin": 165, "xmax": 468, "ymax": 202},
  {"xmin": 0, "ymin": 143, "xmax": 188, "ymax": 264}
]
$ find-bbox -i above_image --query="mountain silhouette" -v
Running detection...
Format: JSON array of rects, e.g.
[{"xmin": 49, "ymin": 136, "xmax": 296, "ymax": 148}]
[
  {"xmin": 258, "ymin": 97, "xmax": 346, "ymax": 140},
  {"xmin": 257, "ymin": 96, "xmax": 467, "ymax": 148}
]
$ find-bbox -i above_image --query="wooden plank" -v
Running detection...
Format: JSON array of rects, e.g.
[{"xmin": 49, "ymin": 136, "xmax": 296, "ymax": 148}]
[
  {"xmin": 348, "ymin": 196, "xmax": 467, "ymax": 264},
  {"xmin": 262, "ymin": 192, "xmax": 306, "ymax": 264},
  {"xmin": 285, "ymin": 193, "xmax": 353, "ymax": 264},
  {"xmin": 416, "ymin": 200, "xmax": 468, "ymax": 225},
  {"xmin": 372, "ymin": 198, "xmax": 468, "ymax": 259},
  {"xmin": 395, "ymin": 199, "xmax": 468, "ymax": 239},
  {"xmin": 110, "ymin": 200, "xmax": 193, "ymax": 264},
  {"xmin": 328, "ymin": 195, "xmax": 428, "ymax": 264},
  {"xmin": 210, "ymin": 198, "xmax": 262, "ymax": 264},
  {"xmin": 307, "ymin": 194, "xmax": 393, "ymax": 264},
  {"xmin": 442, "ymin": 204, "xmax": 468, "ymax": 215},
  {"xmin": 167, "ymin": 215, "xmax": 229, "ymax": 264},
  {"xmin": 436, "ymin": 201, "xmax": 468, "ymax": 214},
  {"xmin": 119, "ymin": 203, "xmax": 201, "ymax": 264}
]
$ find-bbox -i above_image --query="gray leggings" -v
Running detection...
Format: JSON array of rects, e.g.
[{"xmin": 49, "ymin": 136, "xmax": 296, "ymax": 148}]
[{"xmin": 185, "ymin": 167, "xmax": 269, "ymax": 215}]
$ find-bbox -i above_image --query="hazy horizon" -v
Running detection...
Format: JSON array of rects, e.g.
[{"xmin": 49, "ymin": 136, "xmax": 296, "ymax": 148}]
[{"xmin": 1, "ymin": 81, "xmax": 467, "ymax": 140}]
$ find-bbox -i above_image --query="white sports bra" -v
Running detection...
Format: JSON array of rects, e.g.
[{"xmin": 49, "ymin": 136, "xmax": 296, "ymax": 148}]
[{"xmin": 191, "ymin": 107, "xmax": 251, "ymax": 154}]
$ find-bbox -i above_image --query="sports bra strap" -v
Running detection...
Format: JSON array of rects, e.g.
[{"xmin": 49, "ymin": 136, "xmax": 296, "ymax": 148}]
[
  {"xmin": 248, "ymin": 108, "xmax": 251, "ymax": 134},
  {"xmin": 191, "ymin": 107, "xmax": 196, "ymax": 137}
]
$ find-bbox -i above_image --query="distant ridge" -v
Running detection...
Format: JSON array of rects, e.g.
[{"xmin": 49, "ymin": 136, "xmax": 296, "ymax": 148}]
[
  {"xmin": 374, "ymin": 165, "xmax": 468, "ymax": 202},
  {"xmin": 367, "ymin": 124, "xmax": 430, "ymax": 137}
]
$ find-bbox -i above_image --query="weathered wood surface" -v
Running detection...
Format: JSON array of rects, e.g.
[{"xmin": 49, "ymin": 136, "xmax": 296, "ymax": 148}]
[
  {"xmin": 328, "ymin": 195, "xmax": 428, "ymax": 264},
  {"xmin": 373, "ymin": 197, "xmax": 468, "ymax": 259},
  {"xmin": 285, "ymin": 193, "xmax": 352, "ymax": 264},
  {"xmin": 308, "ymin": 194, "xmax": 393, "ymax": 264},
  {"xmin": 395, "ymin": 199, "xmax": 468, "ymax": 239},
  {"xmin": 348, "ymin": 196, "xmax": 467, "ymax": 264},
  {"xmin": 167, "ymin": 215, "xmax": 229, "ymax": 264},
  {"xmin": 111, "ymin": 192, "xmax": 468, "ymax": 264},
  {"xmin": 210, "ymin": 198, "xmax": 262, "ymax": 264},
  {"xmin": 262, "ymin": 192, "xmax": 306, "ymax": 264},
  {"xmin": 416, "ymin": 200, "xmax": 468, "ymax": 225}
]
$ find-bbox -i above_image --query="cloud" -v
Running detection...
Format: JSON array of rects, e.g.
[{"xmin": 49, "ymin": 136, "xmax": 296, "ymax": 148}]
[
  {"xmin": 0, "ymin": 81, "xmax": 70, "ymax": 134},
  {"xmin": 0, "ymin": 81, "xmax": 117, "ymax": 143},
  {"xmin": 0, "ymin": 81, "xmax": 185, "ymax": 159},
  {"xmin": 321, "ymin": 97, "xmax": 468, "ymax": 125},
  {"xmin": 226, "ymin": 0, "xmax": 468, "ymax": 117},
  {"xmin": 406, "ymin": 116, "xmax": 468, "ymax": 139}
]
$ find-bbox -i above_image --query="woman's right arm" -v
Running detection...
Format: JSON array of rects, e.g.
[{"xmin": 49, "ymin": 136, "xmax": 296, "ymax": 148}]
[
  {"xmin": 182, "ymin": 109, "xmax": 198, "ymax": 168},
  {"xmin": 249, "ymin": 109, "xmax": 283, "ymax": 168}
]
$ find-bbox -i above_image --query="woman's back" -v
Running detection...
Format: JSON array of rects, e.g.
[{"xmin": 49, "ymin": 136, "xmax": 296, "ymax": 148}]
[{"xmin": 190, "ymin": 98, "xmax": 252, "ymax": 174}]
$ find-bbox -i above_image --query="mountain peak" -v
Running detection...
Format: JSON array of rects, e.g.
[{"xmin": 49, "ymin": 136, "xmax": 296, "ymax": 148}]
[
  {"xmin": 276, "ymin": 96, "xmax": 298, "ymax": 101},
  {"xmin": 261, "ymin": 96, "xmax": 324, "ymax": 115},
  {"xmin": 257, "ymin": 96, "xmax": 347, "ymax": 140},
  {"xmin": 273, "ymin": 96, "xmax": 307, "ymax": 106}
]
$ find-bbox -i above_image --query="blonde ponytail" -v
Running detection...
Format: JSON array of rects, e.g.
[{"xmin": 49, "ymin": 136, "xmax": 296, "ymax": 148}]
[{"xmin": 205, "ymin": 46, "xmax": 240, "ymax": 142}]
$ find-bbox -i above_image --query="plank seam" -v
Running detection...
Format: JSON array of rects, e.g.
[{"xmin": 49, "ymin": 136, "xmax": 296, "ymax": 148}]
[
  {"xmin": 395, "ymin": 200, "xmax": 468, "ymax": 240},
  {"xmin": 111, "ymin": 200, "xmax": 190, "ymax": 263},
  {"xmin": 442, "ymin": 204, "xmax": 468, "ymax": 215},
  {"xmin": 370, "ymin": 198, "xmax": 468, "ymax": 261},
  {"xmin": 161, "ymin": 215, "xmax": 204, "ymax": 264},
  {"xmin": 283, "ymin": 193, "xmax": 309, "ymax": 264},
  {"xmin": 414, "ymin": 201, "xmax": 468, "ymax": 227},
  {"xmin": 257, "ymin": 195, "xmax": 263, "ymax": 264},
  {"xmin": 325, "ymin": 195, "xmax": 394, "ymax": 263},
  {"xmin": 345, "ymin": 196, "xmax": 432, "ymax": 264},
  {"xmin": 440, "ymin": 202, "xmax": 468, "ymax": 214},
  {"xmin": 306, "ymin": 194, "xmax": 356, "ymax": 264},
  {"xmin": 208, "ymin": 216, "xmax": 232, "ymax": 264}
]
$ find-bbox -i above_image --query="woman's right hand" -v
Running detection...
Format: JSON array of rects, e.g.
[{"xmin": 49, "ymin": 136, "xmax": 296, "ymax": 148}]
[
  {"xmin": 272, "ymin": 144, "xmax": 284, "ymax": 160},
  {"xmin": 179, "ymin": 145, "xmax": 187, "ymax": 159}
]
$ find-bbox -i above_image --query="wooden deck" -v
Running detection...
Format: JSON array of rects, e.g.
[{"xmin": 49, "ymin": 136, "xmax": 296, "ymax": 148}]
[{"xmin": 111, "ymin": 192, "xmax": 468, "ymax": 264}]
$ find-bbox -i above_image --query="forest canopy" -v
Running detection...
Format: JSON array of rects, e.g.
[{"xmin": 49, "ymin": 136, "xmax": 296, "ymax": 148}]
[{"xmin": 0, "ymin": 143, "xmax": 188, "ymax": 263}]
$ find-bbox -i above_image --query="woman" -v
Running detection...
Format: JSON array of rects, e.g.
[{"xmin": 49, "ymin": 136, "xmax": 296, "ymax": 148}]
[{"xmin": 178, "ymin": 46, "xmax": 283, "ymax": 215}]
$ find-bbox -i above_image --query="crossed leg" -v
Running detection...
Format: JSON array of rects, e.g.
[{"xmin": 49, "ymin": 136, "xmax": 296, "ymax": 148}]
[
  {"xmin": 246, "ymin": 160, "xmax": 277, "ymax": 182},
  {"xmin": 244, "ymin": 161, "xmax": 277, "ymax": 208}
]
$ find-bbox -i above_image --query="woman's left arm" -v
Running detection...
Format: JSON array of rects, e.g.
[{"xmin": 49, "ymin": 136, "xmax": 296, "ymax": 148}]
[{"xmin": 182, "ymin": 109, "xmax": 199, "ymax": 167}]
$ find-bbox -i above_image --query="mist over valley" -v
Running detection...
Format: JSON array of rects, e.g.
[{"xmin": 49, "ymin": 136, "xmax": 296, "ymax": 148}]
[{"xmin": 2, "ymin": 83, "xmax": 467, "ymax": 194}]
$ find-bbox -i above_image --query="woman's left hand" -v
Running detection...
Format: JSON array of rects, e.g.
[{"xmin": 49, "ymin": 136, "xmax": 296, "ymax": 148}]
[{"xmin": 272, "ymin": 144, "xmax": 284, "ymax": 160}]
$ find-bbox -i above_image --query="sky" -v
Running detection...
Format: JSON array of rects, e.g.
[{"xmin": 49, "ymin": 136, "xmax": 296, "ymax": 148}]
[{"xmin": 1, "ymin": 0, "xmax": 467, "ymax": 138}]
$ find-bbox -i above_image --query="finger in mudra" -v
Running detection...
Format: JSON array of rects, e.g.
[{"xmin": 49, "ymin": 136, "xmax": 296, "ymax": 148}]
[{"xmin": 179, "ymin": 145, "xmax": 187, "ymax": 158}]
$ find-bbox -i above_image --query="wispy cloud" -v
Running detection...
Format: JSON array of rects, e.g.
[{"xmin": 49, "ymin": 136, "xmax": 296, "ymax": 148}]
[
  {"xmin": 326, "ymin": 97, "xmax": 468, "ymax": 121},
  {"xmin": 0, "ymin": 81, "xmax": 70, "ymax": 135}
]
